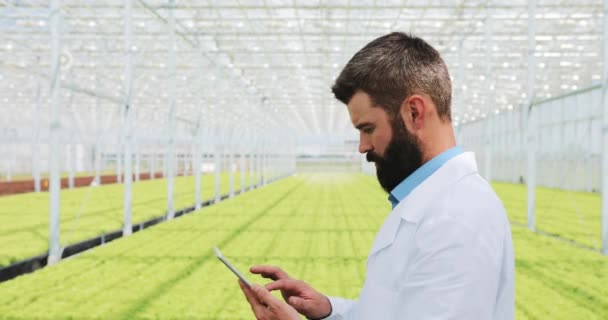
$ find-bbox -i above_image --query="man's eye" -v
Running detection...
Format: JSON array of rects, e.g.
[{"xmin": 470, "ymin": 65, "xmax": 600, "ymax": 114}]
[{"xmin": 363, "ymin": 127, "xmax": 374, "ymax": 134}]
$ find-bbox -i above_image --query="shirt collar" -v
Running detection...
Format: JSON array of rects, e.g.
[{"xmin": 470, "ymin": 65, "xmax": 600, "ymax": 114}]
[{"xmin": 388, "ymin": 146, "xmax": 464, "ymax": 209}]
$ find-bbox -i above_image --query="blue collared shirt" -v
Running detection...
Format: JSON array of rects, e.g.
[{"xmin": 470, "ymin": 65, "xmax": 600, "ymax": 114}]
[{"xmin": 388, "ymin": 146, "xmax": 464, "ymax": 209}]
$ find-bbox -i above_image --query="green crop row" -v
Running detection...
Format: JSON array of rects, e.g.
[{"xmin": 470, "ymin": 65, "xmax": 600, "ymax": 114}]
[
  {"xmin": 0, "ymin": 173, "xmax": 605, "ymax": 319},
  {"xmin": 0, "ymin": 171, "xmax": 261, "ymax": 267},
  {"xmin": 492, "ymin": 182, "xmax": 602, "ymax": 249}
]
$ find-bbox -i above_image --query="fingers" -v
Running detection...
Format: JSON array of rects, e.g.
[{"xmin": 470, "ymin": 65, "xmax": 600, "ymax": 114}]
[
  {"xmin": 239, "ymin": 281, "xmax": 282, "ymax": 309},
  {"xmin": 286, "ymin": 295, "xmax": 305, "ymax": 309},
  {"xmin": 250, "ymin": 265, "xmax": 289, "ymax": 280},
  {"xmin": 251, "ymin": 284, "xmax": 282, "ymax": 309},
  {"xmin": 265, "ymin": 279, "xmax": 304, "ymax": 293},
  {"xmin": 238, "ymin": 281, "xmax": 268, "ymax": 315}
]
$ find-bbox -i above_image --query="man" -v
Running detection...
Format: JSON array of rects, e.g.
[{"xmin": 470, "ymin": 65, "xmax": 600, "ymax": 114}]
[{"xmin": 240, "ymin": 32, "xmax": 515, "ymax": 320}]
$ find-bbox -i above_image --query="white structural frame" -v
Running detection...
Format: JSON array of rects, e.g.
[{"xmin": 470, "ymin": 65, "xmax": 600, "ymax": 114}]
[
  {"xmin": 602, "ymin": 0, "xmax": 608, "ymax": 255},
  {"xmin": 47, "ymin": 0, "xmax": 63, "ymax": 266},
  {"xmin": 165, "ymin": 0, "xmax": 177, "ymax": 220},
  {"xmin": 122, "ymin": 0, "xmax": 135, "ymax": 236},
  {"xmin": 527, "ymin": 0, "xmax": 538, "ymax": 232},
  {"xmin": 483, "ymin": 12, "xmax": 493, "ymax": 183}
]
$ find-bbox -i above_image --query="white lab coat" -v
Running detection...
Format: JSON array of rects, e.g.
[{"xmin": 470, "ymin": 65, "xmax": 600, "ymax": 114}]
[{"xmin": 325, "ymin": 152, "xmax": 515, "ymax": 320}]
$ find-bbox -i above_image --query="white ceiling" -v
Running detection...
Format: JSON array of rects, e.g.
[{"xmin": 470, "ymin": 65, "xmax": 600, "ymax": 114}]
[{"xmin": 0, "ymin": 0, "xmax": 603, "ymax": 146}]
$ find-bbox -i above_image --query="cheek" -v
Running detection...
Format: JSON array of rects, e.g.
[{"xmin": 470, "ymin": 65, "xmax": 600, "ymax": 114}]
[{"xmin": 373, "ymin": 130, "xmax": 392, "ymax": 156}]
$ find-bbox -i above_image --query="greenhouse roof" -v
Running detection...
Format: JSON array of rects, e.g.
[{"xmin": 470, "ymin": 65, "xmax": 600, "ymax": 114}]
[{"xmin": 0, "ymin": 0, "xmax": 603, "ymax": 143}]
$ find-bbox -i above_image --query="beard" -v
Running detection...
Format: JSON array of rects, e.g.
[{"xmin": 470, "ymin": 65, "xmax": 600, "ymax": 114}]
[{"xmin": 366, "ymin": 118, "xmax": 423, "ymax": 193}]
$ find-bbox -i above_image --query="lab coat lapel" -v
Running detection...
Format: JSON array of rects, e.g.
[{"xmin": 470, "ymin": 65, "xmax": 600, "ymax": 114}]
[
  {"xmin": 367, "ymin": 152, "xmax": 479, "ymax": 258},
  {"xmin": 367, "ymin": 207, "xmax": 403, "ymax": 257}
]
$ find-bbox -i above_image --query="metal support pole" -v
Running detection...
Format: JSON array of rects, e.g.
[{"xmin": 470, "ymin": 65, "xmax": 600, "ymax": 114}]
[
  {"xmin": 526, "ymin": 0, "xmax": 537, "ymax": 231},
  {"xmin": 256, "ymin": 148, "xmax": 262, "ymax": 188},
  {"xmin": 214, "ymin": 144, "xmax": 221, "ymax": 203},
  {"xmin": 150, "ymin": 151, "xmax": 155, "ymax": 179},
  {"xmin": 166, "ymin": 0, "xmax": 177, "ymax": 219},
  {"xmin": 122, "ymin": 0, "xmax": 135, "ymax": 235},
  {"xmin": 48, "ymin": 0, "xmax": 62, "ymax": 266},
  {"xmin": 194, "ymin": 44, "xmax": 204, "ymax": 210},
  {"xmin": 94, "ymin": 77, "xmax": 102, "ymax": 184},
  {"xmin": 194, "ymin": 143, "xmax": 202, "ymax": 209},
  {"xmin": 229, "ymin": 145, "xmax": 235, "ymax": 198},
  {"xmin": 94, "ymin": 142, "xmax": 102, "ymax": 184},
  {"xmin": 33, "ymin": 83, "xmax": 42, "ymax": 192},
  {"xmin": 483, "ymin": 14, "xmax": 493, "ymax": 183},
  {"xmin": 240, "ymin": 152, "xmax": 246, "ymax": 194},
  {"xmin": 263, "ymin": 152, "xmax": 268, "ymax": 186},
  {"xmin": 601, "ymin": 0, "xmax": 608, "ymax": 255},
  {"xmin": 249, "ymin": 152, "xmax": 254, "ymax": 189}
]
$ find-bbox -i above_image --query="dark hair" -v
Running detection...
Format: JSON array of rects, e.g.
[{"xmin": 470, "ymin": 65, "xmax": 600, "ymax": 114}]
[{"xmin": 331, "ymin": 32, "xmax": 452, "ymax": 121}]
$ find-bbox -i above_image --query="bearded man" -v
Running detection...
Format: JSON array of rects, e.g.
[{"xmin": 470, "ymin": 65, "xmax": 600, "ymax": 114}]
[{"xmin": 239, "ymin": 32, "xmax": 515, "ymax": 320}]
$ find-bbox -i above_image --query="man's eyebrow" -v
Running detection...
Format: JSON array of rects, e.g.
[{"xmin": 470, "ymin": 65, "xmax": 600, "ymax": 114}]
[{"xmin": 355, "ymin": 122, "xmax": 373, "ymax": 130}]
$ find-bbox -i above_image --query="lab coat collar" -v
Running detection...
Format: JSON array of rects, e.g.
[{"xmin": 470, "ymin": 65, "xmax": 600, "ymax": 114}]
[
  {"xmin": 388, "ymin": 146, "xmax": 464, "ymax": 208},
  {"xmin": 368, "ymin": 152, "xmax": 479, "ymax": 257}
]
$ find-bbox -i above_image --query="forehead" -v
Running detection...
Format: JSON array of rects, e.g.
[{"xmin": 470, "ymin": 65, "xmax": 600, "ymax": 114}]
[{"xmin": 346, "ymin": 91, "xmax": 388, "ymax": 126}]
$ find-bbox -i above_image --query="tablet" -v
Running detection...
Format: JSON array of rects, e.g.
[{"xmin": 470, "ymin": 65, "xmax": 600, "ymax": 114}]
[{"xmin": 213, "ymin": 246, "xmax": 252, "ymax": 288}]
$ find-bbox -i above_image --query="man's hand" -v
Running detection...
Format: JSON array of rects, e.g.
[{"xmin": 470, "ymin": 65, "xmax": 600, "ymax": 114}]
[
  {"xmin": 239, "ymin": 281, "xmax": 300, "ymax": 320},
  {"xmin": 251, "ymin": 265, "xmax": 332, "ymax": 320}
]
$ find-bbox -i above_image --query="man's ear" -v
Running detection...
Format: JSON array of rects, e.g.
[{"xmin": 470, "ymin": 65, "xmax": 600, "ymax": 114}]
[{"xmin": 400, "ymin": 95, "xmax": 426, "ymax": 130}]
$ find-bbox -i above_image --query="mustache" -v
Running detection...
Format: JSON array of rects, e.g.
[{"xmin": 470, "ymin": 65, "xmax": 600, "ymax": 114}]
[{"xmin": 366, "ymin": 152, "xmax": 382, "ymax": 163}]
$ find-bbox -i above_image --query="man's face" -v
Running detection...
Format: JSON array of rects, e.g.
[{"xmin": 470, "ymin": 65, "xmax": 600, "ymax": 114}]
[{"xmin": 347, "ymin": 91, "xmax": 423, "ymax": 193}]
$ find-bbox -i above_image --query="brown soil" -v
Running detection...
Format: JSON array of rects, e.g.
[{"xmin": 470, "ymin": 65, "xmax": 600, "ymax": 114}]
[{"xmin": 0, "ymin": 173, "xmax": 164, "ymax": 197}]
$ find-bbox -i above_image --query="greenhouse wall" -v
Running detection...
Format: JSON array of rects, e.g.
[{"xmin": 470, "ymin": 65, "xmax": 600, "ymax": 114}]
[{"xmin": 458, "ymin": 85, "xmax": 603, "ymax": 192}]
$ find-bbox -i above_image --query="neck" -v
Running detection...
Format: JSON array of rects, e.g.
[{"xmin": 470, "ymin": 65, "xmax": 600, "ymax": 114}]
[{"xmin": 420, "ymin": 124, "xmax": 457, "ymax": 164}]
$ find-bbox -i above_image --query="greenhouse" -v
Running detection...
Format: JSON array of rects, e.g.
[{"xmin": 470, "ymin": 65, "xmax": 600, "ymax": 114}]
[{"xmin": 0, "ymin": 0, "xmax": 606, "ymax": 319}]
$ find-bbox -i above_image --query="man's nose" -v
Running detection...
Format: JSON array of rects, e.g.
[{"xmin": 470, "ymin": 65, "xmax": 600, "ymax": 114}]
[{"xmin": 359, "ymin": 135, "xmax": 372, "ymax": 154}]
